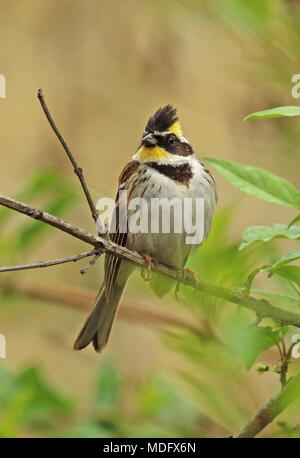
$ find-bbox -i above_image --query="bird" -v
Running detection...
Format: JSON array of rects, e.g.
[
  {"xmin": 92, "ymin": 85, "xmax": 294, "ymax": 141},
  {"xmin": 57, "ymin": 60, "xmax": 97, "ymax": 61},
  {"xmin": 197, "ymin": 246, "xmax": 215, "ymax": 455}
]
[{"xmin": 74, "ymin": 105, "xmax": 217, "ymax": 352}]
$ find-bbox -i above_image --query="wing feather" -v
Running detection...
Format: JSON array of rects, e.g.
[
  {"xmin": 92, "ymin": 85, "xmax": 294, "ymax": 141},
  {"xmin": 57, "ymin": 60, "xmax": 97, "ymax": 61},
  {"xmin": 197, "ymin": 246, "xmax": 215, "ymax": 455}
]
[{"xmin": 104, "ymin": 160, "xmax": 139, "ymax": 298}]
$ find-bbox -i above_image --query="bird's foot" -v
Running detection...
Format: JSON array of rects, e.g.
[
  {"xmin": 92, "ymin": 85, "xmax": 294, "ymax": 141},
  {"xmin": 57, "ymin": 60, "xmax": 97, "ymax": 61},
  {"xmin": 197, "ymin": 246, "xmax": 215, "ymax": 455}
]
[
  {"xmin": 185, "ymin": 268, "xmax": 199, "ymax": 285},
  {"xmin": 141, "ymin": 253, "xmax": 158, "ymax": 281},
  {"xmin": 174, "ymin": 280, "xmax": 181, "ymax": 301},
  {"xmin": 175, "ymin": 267, "xmax": 198, "ymax": 299},
  {"xmin": 178, "ymin": 267, "xmax": 199, "ymax": 288}
]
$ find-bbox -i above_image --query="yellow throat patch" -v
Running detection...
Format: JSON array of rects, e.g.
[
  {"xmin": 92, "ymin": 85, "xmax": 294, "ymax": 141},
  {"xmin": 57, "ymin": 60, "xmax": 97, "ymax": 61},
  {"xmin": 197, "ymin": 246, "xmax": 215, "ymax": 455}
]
[
  {"xmin": 137, "ymin": 121, "xmax": 184, "ymax": 161},
  {"xmin": 137, "ymin": 145, "xmax": 169, "ymax": 161}
]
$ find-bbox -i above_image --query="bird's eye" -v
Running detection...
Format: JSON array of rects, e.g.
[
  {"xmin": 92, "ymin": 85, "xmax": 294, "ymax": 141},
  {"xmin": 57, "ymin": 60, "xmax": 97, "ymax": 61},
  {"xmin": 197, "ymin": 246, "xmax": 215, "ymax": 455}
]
[{"xmin": 168, "ymin": 136, "xmax": 176, "ymax": 145}]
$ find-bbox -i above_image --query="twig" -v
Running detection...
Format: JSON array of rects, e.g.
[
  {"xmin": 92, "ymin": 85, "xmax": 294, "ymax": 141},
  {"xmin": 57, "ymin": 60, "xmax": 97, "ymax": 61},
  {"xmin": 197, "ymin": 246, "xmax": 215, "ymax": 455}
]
[
  {"xmin": 0, "ymin": 250, "xmax": 96, "ymax": 273},
  {"xmin": 80, "ymin": 251, "xmax": 102, "ymax": 275},
  {"xmin": 234, "ymin": 370, "xmax": 300, "ymax": 438},
  {"xmin": 280, "ymin": 335, "xmax": 289, "ymax": 388},
  {"xmin": 37, "ymin": 89, "xmax": 99, "ymax": 226},
  {"xmin": 1, "ymin": 194, "xmax": 300, "ymax": 328}
]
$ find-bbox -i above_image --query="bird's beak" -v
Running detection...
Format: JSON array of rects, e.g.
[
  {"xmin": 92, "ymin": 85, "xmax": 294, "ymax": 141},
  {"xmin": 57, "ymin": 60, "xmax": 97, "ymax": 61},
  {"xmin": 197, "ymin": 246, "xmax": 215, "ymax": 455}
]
[{"xmin": 142, "ymin": 133, "xmax": 157, "ymax": 147}]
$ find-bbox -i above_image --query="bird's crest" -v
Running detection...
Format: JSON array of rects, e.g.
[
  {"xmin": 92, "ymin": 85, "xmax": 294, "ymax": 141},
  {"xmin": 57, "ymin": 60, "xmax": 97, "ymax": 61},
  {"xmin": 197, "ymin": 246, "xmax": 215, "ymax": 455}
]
[{"xmin": 145, "ymin": 105, "xmax": 182, "ymax": 137}]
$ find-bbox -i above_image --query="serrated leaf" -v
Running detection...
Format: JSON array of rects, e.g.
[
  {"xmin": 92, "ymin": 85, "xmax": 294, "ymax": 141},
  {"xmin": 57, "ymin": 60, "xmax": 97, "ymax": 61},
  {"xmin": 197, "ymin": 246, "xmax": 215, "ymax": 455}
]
[
  {"xmin": 244, "ymin": 106, "xmax": 300, "ymax": 121},
  {"xmin": 204, "ymin": 158, "xmax": 300, "ymax": 209},
  {"xmin": 240, "ymin": 225, "xmax": 300, "ymax": 250}
]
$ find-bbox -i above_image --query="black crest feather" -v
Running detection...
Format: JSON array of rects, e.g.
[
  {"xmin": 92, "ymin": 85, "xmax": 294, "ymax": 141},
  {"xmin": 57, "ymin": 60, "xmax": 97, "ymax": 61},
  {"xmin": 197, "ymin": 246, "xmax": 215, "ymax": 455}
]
[{"xmin": 145, "ymin": 104, "xmax": 178, "ymax": 133}]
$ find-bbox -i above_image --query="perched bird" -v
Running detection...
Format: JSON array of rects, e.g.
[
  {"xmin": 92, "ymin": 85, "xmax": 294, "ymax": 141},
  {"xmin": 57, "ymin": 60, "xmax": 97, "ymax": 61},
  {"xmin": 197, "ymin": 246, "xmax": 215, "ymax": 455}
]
[{"xmin": 74, "ymin": 105, "xmax": 217, "ymax": 352}]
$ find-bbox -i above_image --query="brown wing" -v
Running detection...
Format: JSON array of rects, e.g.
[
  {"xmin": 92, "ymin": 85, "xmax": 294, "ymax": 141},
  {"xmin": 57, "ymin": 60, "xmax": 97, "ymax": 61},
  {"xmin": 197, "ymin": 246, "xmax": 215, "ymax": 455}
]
[{"xmin": 104, "ymin": 160, "xmax": 139, "ymax": 298}]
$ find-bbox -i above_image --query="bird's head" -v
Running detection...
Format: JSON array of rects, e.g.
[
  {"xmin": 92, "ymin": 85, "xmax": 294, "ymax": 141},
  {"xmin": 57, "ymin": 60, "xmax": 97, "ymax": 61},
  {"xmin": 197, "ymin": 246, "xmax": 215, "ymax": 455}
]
[{"xmin": 135, "ymin": 105, "xmax": 194, "ymax": 162}]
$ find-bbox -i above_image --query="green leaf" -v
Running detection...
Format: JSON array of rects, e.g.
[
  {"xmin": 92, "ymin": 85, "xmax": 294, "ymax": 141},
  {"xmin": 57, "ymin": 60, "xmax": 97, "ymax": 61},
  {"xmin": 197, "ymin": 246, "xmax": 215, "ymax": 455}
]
[
  {"xmin": 245, "ymin": 252, "xmax": 300, "ymax": 292},
  {"xmin": 227, "ymin": 324, "xmax": 281, "ymax": 369},
  {"xmin": 288, "ymin": 214, "xmax": 300, "ymax": 229},
  {"xmin": 244, "ymin": 106, "xmax": 300, "ymax": 121},
  {"xmin": 204, "ymin": 158, "xmax": 300, "ymax": 209},
  {"xmin": 251, "ymin": 289, "xmax": 300, "ymax": 308},
  {"xmin": 243, "ymin": 266, "xmax": 268, "ymax": 295},
  {"xmin": 276, "ymin": 370, "xmax": 300, "ymax": 413},
  {"xmin": 273, "ymin": 266, "xmax": 300, "ymax": 288},
  {"xmin": 240, "ymin": 224, "xmax": 300, "ymax": 250},
  {"xmin": 268, "ymin": 251, "xmax": 300, "ymax": 276}
]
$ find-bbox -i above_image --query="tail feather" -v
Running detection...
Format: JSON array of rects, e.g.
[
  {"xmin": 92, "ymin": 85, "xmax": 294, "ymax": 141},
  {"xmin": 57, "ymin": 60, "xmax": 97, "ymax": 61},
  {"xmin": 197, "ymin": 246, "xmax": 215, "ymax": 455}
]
[{"xmin": 73, "ymin": 283, "xmax": 125, "ymax": 352}]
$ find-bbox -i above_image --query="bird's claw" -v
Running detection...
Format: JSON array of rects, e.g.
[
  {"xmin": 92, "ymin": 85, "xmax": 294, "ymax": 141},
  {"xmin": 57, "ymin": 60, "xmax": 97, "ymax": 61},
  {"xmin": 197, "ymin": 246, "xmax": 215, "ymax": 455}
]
[
  {"xmin": 141, "ymin": 253, "xmax": 158, "ymax": 281},
  {"xmin": 176, "ymin": 267, "xmax": 199, "ymax": 293},
  {"xmin": 184, "ymin": 268, "xmax": 199, "ymax": 285},
  {"xmin": 174, "ymin": 268, "xmax": 199, "ymax": 299}
]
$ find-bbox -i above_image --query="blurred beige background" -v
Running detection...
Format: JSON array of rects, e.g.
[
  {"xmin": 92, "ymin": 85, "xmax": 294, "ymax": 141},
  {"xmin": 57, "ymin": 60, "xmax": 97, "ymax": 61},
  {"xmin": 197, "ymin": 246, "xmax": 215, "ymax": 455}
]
[{"xmin": 0, "ymin": 0, "xmax": 299, "ymax": 434}]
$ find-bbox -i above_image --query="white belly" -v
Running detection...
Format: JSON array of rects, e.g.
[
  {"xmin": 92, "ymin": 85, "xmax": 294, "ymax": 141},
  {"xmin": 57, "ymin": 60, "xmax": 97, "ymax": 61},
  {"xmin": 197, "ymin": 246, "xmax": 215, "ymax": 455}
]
[{"xmin": 126, "ymin": 159, "xmax": 216, "ymax": 269}]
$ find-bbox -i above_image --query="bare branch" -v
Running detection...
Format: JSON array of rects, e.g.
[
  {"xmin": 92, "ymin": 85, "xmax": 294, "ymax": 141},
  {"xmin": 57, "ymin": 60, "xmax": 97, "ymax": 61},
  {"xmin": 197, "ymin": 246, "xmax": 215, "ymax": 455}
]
[
  {"xmin": 234, "ymin": 370, "xmax": 300, "ymax": 437},
  {"xmin": 0, "ymin": 250, "xmax": 96, "ymax": 273},
  {"xmin": 1, "ymin": 193, "xmax": 300, "ymax": 328},
  {"xmin": 37, "ymin": 89, "xmax": 99, "ymax": 226}
]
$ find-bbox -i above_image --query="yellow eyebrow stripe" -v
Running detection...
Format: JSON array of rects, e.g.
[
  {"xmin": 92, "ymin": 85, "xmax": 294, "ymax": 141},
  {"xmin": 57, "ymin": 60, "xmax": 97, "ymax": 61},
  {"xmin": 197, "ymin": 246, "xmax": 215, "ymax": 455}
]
[{"xmin": 168, "ymin": 121, "xmax": 183, "ymax": 138}]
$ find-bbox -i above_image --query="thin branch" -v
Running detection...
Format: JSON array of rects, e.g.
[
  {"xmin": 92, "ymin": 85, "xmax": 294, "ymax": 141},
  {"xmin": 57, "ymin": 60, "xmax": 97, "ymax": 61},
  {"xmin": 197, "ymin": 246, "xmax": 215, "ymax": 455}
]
[
  {"xmin": 234, "ymin": 370, "xmax": 300, "ymax": 438},
  {"xmin": 37, "ymin": 89, "xmax": 99, "ymax": 226},
  {"xmin": 0, "ymin": 250, "xmax": 96, "ymax": 273},
  {"xmin": 80, "ymin": 251, "xmax": 101, "ymax": 275},
  {"xmin": 1, "ymin": 193, "xmax": 300, "ymax": 328}
]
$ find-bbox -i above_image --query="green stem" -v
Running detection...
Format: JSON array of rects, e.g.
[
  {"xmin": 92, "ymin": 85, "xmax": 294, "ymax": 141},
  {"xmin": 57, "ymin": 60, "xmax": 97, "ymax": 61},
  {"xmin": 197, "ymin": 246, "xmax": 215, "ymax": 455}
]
[{"xmin": 234, "ymin": 370, "xmax": 300, "ymax": 438}]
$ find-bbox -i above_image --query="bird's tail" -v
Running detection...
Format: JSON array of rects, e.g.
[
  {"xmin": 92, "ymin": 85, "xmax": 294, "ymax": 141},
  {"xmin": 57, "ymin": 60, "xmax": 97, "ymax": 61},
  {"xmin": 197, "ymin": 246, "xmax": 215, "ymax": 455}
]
[{"xmin": 73, "ymin": 282, "xmax": 126, "ymax": 352}]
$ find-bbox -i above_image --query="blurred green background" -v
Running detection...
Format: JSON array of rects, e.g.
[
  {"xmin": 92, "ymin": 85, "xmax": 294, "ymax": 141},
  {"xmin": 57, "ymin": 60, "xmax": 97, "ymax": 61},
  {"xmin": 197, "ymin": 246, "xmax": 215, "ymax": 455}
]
[{"xmin": 0, "ymin": 0, "xmax": 300, "ymax": 438}]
